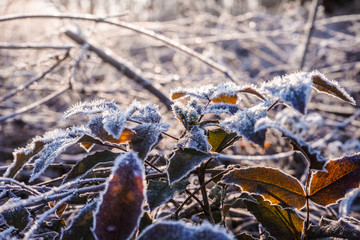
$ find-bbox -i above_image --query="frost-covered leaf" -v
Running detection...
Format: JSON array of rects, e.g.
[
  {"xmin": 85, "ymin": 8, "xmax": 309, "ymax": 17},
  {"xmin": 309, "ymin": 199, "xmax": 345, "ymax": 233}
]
[
  {"xmin": 4, "ymin": 127, "xmax": 87, "ymax": 181},
  {"xmin": 263, "ymin": 72, "xmax": 313, "ymax": 114},
  {"xmin": 147, "ymin": 179, "xmax": 189, "ymax": 211},
  {"xmin": 221, "ymin": 103, "xmax": 268, "ymax": 147},
  {"xmin": 311, "ymin": 70, "xmax": 356, "ymax": 105},
  {"xmin": 130, "ymin": 123, "xmax": 169, "ymax": 159},
  {"xmin": 310, "ymin": 153, "xmax": 360, "ymax": 206},
  {"xmin": 1, "ymin": 198, "xmax": 30, "ymax": 231},
  {"xmin": 221, "ymin": 167, "xmax": 306, "ymax": 209},
  {"xmin": 137, "ymin": 220, "xmax": 234, "ymax": 240},
  {"xmin": 172, "ymin": 99, "xmax": 201, "ymax": 130},
  {"xmin": 207, "ymin": 128, "xmax": 238, "ymax": 153},
  {"xmin": 63, "ymin": 150, "xmax": 119, "ymax": 183},
  {"xmin": 29, "ymin": 129, "xmax": 83, "ymax": 182},
  {"xmin": 203, "ymin": 103, "xmax": 241, "ymax": 116},
  {"xmin": 63, "ymin": 99, "xmax": 119, "ymax": 119},
  {"xmin": 167, "ymin": 149, "xmax": 212, "ymax": 185},
  {"xmin": 0, "ymin": 226, "xmax": 16, "ymax": 239},
  {"xmin": 307, "ymin": 217, "xmax": 360, "ymax": 240},
  {"xmin": 93, "ymin": 151, "xmax": 145, "ymax": 240},
  {"xmin": 241, "ymin": 194, "xmax": 304, "ymax": 240},
  {"xmin": 62, "ymin": 202, "xmax": 96, "ymax": 240},
  {"xmin": 255, "ymin": 118, "xmax": 327, "ymax": 170},
  {"xmin": 178, "ymin": 126, "xmax": 211, "ymax": 153},
  {"xmin": 131, "ymin": 103, "xmax": 162, "ymax": 123}
]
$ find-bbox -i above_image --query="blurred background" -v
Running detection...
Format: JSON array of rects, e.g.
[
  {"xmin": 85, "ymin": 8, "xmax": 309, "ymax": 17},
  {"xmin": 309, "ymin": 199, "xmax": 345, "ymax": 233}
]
[{"xmin": 0, "ymin": 0, "xmax": 360, "ymax": 164}]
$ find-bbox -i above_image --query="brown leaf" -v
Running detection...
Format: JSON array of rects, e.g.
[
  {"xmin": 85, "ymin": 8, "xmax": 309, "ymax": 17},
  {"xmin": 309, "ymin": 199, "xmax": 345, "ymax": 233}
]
[
  {"xmin": 310, "ymin": 153, "xmax": 360, "ymax": 206},
  {"xmin": 221, "ymin": 167, "xmax": 306, "ymax": 209},
  {"xmin": 171, "ymin": 92, "xmax": 187, "ymax": 100},
  {"xmin": 211, "ymin": 94, "xmax": 238, "ymax": 104},
  {"xmin": 239, "ymin": 87, "xmax": 265, "ymax": 100},
  {"xmin": 312, "ymin": 73, "xmax": 356, "ymax": 105}
]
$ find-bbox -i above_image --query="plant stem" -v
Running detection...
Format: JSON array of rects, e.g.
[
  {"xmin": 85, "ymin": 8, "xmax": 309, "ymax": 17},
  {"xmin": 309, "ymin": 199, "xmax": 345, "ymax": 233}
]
[
  {"xmin": 303, "ymin": 167, "xmax": 312, "ymax": 239},
  {"xmin": 197, "ymin": 164, "xmax": 215, "ymax": 223}
]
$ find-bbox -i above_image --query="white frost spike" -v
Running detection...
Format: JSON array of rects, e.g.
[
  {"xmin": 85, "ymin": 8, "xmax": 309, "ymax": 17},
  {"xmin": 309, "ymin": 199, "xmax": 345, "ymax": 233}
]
[
  {"xmin": 311, "ymin": 70, "xmax": 356, "ymax": 105},
  {"xmin": 62, "ymin": 99, "xmax": 119, "ymax": 119},
  {"xmin": 131, "ymin": 102, "xmax": 162, "ymax": 123},
  {"xmin": 102, "ymin": 109, "xmax": 127, "ymax": 139},
  {"xmin": 263, "ymin": 72, "xmax": 313, "ymax": 114}
]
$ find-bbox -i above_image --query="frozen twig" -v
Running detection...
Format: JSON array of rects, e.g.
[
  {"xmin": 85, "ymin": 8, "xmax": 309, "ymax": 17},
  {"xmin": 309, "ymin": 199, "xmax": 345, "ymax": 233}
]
[
  {"xmin": 216, "ymin": 151, "xmax": 294, "ymax": 162},
  {"xmin": 0, "ymin": 177, "xmax": 40, "ymax": 195},
  {"xmin": 0, "ymin": 13, "xmax": 238, "ymax": 82},
  {"xmin": 0, "ymin": 51, "xmax": 70, "ymax": 102},
  {"xmin": 65, "ymin": 29, "xmax": 172, "ymax": 110},
  {"xmin": 0, "ymin": 85, "xmax": 70, "ymax": 122},
  {"xmin": 0, "ymin": 43, "xmax": 73, "ymax": 50}
]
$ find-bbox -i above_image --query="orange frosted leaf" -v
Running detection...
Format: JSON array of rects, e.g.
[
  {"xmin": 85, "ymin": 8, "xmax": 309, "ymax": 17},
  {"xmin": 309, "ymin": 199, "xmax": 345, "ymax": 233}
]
[
  {"xmin": 171, "ymin": 92, "xmax": 187, "ymax": 100},
  {"xmin": 222, "ymin": 167, "xmax": 306, "ymax": 209},
  {"xmin": 309, "ymin": 153, "xmax": 360, "ymax": 206},
  {"xmin": 211, "ymin": 94, "xmax": 238, "ymax": 104}
]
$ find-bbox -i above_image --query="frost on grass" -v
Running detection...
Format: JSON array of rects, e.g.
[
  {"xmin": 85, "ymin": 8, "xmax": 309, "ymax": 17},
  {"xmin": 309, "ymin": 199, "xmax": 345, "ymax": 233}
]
[
  {"xmin": 255, "ymin": 118, "xmax": 327, "ymax": 170},
  {"xmin": 1, "ymin": 197, "xmax": 30, "ymax": 232},
  {"xmin": 172, "ymin": 99, "xmax": 201, "ymax": 130},
  {"xmin": 130, "ymin": 123, "xmax": 170, "ymax": 159},
  {"xmin": 0, "ymin": 226, "xmax": 16, "ymax": 239},
  {"xmin": 93, "ymin": 151, "xmax": 145, "ymax": 240},
  {"xmin": 177, "ymin": 125, "xmax": 211, "ymax": 153},
  {"xmin": 203, "ymin": 103, "xmax": 241, "ymax": 115},
  {"xmin": 221, "ymin": 102, "xmax": 269, "ymax": 147},
  {"xmin": 138, "ymin": 220, "xmax": 234, "ymax": 240},
  {"xmin": 263, "ymin": 72, "xmax": 313, "ymax": 114}
]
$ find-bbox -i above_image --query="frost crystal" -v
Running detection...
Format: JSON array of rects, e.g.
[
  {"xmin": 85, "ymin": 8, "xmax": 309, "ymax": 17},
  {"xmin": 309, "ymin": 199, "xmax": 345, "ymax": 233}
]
[
  {"xmin": 221, "ymin": 102, "xmax": 268, "ymax": 147},
  {"xmin": 203, "ymin": 103, "xmax": 241, "ymax": 115},
  {"xmin": 172, "ymin": 99, "xmax": 201, "ymax": 130},
  {"xmin": 62, "ymin": 99, "xmax": 119, "ymax": 119},
  {"xmin": 177, "ymin": 125, "xmax": 211, "ymax": 153},
  {"xmin": 263, "ymin": 72, "xmax": 313, "ymax": 114},
  {"xmin": 138, "ymin": 220, "xmax": 234, "ymax": 240},
  {"xmin": 131, "ymin": 103, "xmax": 162, "ymax": 123}
]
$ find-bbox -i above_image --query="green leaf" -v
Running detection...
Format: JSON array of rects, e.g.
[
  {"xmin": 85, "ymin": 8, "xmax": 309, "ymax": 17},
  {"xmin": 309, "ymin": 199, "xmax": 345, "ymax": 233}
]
[
  {"xmin": 62, "ymin": 202, "xmax": 96, "ymax": 240},
  {"xmin": 63, "ymin": 150, "xmax": 119, "ymax": 183},
  {"xmin": 147, "ymin": 179, "xmax": 189, "ymax": 211},
  {"xmin": 167, "ymin": 149, "xmax": 212, "ymax": 185},
  {"xmin": 241, "ymin": 194, "xmax": 304, "ymax": 240},
  {"xmin": 207, "ymin": 128, "xmax": 238, "ymax": 152}
]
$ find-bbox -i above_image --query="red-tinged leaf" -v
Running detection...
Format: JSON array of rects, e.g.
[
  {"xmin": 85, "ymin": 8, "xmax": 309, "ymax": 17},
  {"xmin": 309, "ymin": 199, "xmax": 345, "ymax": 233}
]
[
  {"xmin": 241, "ymin": 194, "xmax": 304, "ymax": 240},
  {"xmin": 171, "ymin": 92, "xmax": 187, "ymax": 100},
  {"xmin": 63, "ymin": 150, "xmax": 119, "ymax": 183},
  {"xmin": 4, "ymin": 141, "xmax": 45, "ymax": 178},
  {"xmin": 167, "ymin": 148, "xmax": 212, "ymax": 185},
  {"xmin": 211, "ymin": 94, "xmax": 238, "ymax": 104},
  {"xmin": 147, "ymin": 179, "xmax": 189, "ymax": 211},
  {"xmin": 221, "ymin": 167, "xmax": 306, "ymax": 209},
  {"xmin": 137, "ymin": 220, "xmax": 234, "ymax": 240},
  {"xmin": 93, "ymin": 151, "xmax": 145, "ymax": 240},
  {"xmin": 311, "ymin": 71, "xmax": 356, "ymax": 105},
  {"xmin": 207, "ymin": 128, "xmax": 238, "ymax": 152},
  {"xmin": 62, "ymin": 202, "xmax": 96, "ymax": 240},
  {"xmin": 309, "ymin": 153, "xmax": 360, "ymax": 206}
]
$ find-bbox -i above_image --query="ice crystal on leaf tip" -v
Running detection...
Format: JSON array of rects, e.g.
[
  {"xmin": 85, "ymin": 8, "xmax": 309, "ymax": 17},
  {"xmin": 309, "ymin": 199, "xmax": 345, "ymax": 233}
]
[
  {"xmin": 131, "ymin": 102, "xmax": 162, "ymax": 123},
  {"xmin": 138, "ymin": 220, "xmax": 235, "ymax": 240},
  {"xmin": 62, "ymin": 99, "xmax": 119, "ymax": 120},
  {"xmin": 172, "ymin": 99, "xmax": 201, "ymax": 130},
  {"xmin": 221, "ymin": 102, "xmax": 269, "ymax": 147},
  {"xmin": 263, "ymin": 71, "xmax": 313, "ymax": 114}
]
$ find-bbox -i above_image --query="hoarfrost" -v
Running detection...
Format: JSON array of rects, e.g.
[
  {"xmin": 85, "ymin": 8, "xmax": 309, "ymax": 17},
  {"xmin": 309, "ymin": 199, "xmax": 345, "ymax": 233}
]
[
  {"xmin": 221, "ymin": 102, "xmax": 269, "ymax": 147},
  {"xmin": 172, "ymin": 99, "xmax": 201, "ymax": 130},
  {"xmin": 62, "ymin": 99, "xmax": 119, "ymax": 119},
  {"xmin": 137, "ymin": 220, "xmax": 234, "ymax": 240},
  {"xmin": 203, "ymin": 103, "xmax": 241, "ymax": 115},
  {"xmin": 0, "ymin": 226, "xmax": 16, "ymax": 240},
  {"xmin": 263, "ymin": 71, "xmax": 313, "ymax": 114},
  {"xmin": 131, "ymin": 103, "xmax": 162, "ymax": 123},
  {"xmin": 177, "ymin": 125, "xmax": 211, "ymax": 153}
]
